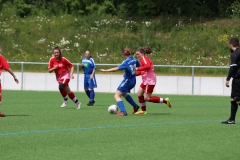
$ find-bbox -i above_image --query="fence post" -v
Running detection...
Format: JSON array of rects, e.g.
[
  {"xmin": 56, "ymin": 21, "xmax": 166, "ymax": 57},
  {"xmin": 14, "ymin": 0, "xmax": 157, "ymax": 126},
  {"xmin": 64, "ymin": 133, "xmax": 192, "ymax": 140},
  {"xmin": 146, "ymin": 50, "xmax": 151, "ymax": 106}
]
[
  {"xmin": 76, "ymin": 63, "xmax": 79, "ymax": 92},
  {"xmin": 192, "ymin": 66, "xmax": 194, "ymax": 95},
  {"xmin": 21, "ymin": 62, "xmax": 24, "ymax": 90}
]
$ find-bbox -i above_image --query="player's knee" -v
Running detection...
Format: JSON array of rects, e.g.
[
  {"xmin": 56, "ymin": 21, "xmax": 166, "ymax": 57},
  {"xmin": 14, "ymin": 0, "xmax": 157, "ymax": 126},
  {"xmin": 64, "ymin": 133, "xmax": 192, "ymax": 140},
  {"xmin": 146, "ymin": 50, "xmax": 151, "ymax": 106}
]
[{"xmin": 59, "ymin": 84, "xmax": 66, "ymax": 91}]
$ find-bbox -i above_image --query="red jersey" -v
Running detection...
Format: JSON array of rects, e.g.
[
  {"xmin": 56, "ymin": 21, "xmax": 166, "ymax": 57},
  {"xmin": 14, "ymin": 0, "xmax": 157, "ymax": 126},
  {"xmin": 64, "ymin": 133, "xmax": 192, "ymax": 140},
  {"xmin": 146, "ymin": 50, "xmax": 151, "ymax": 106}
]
[
  {"xmin": 0, "ymin": 55, "xmax": 10, "ymax": 75},
  {"xmin": 136, "ymin": 55, "xmax": 156, "ymax": 85},
  {"xmin": 48, "ymin": 57, "xmax": 73, "ymax": 82}
]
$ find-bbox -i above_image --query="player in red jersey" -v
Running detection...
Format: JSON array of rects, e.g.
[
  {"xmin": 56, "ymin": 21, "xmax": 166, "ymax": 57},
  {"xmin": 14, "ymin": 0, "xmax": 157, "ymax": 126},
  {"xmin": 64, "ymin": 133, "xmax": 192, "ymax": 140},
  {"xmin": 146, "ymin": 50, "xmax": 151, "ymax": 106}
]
[
  {"xmin": 134, "ymin": 46, "xmax": 172, "ymax": 114},
  {"xmin": 0, "ymin": 49, "xmax": 19, "ymax": 117},
  {"xmin": 48, "ymin": 46, "xmax": 81, "ymax": 109}
]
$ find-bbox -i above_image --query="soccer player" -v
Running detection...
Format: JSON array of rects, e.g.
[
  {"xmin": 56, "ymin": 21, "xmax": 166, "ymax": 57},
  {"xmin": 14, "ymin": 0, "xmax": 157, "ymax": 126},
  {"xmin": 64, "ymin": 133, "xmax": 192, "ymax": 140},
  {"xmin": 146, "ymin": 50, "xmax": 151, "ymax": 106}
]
[
  {"xmin": 48, "ymin": 46, "xmax": 81, "ymax": 109},
  {"xmin": 80, "ymin": 50, "xmax": 97, "ymax": 106},
  {"xmin": 134, "ymin": 46, "xmax": 172, "ymax": 115},
  {"xmin": 222, "ymin": 38, "xmax": 240, "ymax": 124},
  {"xmin": 0, "ymin": 50, "xmax": 19, "ymax": 117},
  {"xmin": 100, "ymin": 47, "xmax": 140, "ymax": 116}
]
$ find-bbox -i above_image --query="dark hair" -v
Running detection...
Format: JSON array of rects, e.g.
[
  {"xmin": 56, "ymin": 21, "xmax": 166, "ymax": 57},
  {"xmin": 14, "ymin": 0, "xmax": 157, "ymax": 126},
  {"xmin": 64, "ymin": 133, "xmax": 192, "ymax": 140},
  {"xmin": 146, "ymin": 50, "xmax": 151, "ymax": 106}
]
[
  {"xmin": 122, "ymin": 47, "xmax": 134, "ymax": 56},
  {"xmin": 53, "ymin": 46, "xmax": 62, "ymax": 59},
  {"xmin": 85, "ymin": 50, "xmax": 92, "ymax": 58},
  {"xmin": 136, "ymin": 46, "xmax": 152, "ymax": 55},
  {"xmin": 230, "ymin": 38, "xmax": 239, "ymax": 47}
]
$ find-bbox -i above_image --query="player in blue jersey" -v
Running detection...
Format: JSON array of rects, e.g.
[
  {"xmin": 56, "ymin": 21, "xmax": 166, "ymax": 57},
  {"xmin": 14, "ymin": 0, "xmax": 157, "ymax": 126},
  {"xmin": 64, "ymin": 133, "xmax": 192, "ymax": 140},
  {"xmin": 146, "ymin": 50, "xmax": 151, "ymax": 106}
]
[
  {"xmin": 80, "ymin": 50, "xmax": 97, "ymax": 106},
  {"xmin": 100, "ymin": 47, "xmax": 140, "ymax": 116}
]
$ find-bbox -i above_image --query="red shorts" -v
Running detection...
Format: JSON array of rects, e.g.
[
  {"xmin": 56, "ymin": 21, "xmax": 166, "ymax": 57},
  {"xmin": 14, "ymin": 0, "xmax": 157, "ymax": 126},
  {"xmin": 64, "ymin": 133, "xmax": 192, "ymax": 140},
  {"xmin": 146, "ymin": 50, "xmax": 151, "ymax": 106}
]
[
  {"xmin": 58, "ymin": 78, "xmax": 70, "ymax": 86},
  {"xmin": 140, "ymin": 83, "xmax": 155, "ymax": 94}
]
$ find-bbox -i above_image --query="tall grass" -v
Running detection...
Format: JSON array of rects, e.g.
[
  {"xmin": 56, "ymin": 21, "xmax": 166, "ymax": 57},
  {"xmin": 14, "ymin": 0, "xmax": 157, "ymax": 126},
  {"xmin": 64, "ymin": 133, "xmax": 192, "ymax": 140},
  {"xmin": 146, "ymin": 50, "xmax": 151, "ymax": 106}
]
[{"xmin": 0, "ymin": 5, "xmax": 237, "ymax": 75}]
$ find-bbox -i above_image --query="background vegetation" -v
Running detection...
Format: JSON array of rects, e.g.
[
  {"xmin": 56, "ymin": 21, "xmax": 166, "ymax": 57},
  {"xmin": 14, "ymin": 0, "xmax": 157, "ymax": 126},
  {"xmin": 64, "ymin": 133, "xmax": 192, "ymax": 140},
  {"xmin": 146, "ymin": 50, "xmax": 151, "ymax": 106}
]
[{"xmin": 0, "ymin": 1, "xmax": 240, "ymax": 75}]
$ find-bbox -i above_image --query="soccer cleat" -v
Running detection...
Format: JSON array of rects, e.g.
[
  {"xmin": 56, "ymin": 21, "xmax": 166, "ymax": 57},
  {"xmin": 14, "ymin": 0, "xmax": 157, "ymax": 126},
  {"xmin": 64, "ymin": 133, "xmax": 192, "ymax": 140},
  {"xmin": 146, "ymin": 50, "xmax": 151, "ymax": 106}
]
[
  {"xmin": 61, "ymin": 100, "xmax": 68, "ymax": 108},
  {"xmin": 134, "ymin": 110, "xmax": 147, "ymax": 115},
  {"xmin": 165, "ymin": 98, "xmax": 172, "ymax": 108},
  {"xmin": 132, "ymin": 106, "xmax": 140, "ymax": 114},
  {"xmin": 0, "ymin": 111, "xmax": 5, "ymax": 117},
  {"xmin": 87, "ymin": 101, "xmax": 94, "ymax": 106},
  {"xmin": 116, "ymin": 111, "xmax": 127, "ymax": 116},
  {"xmin": 76, "ymin": 102, "xmax": 81, "ymax": 109},
  {"xmin": 221, "ymin": 120, "xmax": 235, "ymax": 124}
]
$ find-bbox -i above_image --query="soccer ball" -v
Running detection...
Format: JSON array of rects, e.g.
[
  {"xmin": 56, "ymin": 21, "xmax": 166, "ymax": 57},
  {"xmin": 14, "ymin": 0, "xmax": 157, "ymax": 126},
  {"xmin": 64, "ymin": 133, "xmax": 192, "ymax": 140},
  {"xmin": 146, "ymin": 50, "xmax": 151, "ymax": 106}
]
[{"xmin": 108, "ymin": 104, "xmax": 118, "ymax": 114}]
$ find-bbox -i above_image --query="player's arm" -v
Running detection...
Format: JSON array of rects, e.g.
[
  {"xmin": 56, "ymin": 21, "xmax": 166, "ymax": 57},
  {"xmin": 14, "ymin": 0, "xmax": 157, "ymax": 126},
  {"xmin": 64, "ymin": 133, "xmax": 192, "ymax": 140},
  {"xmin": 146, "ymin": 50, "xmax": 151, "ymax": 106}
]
[
  {"xmin": 136, "ymin": 71, "xmax": 141, "ymax": 76},
  {"xmin": 136, "ymin": 58, "xmax": 151, "ymax": 71},
  {"xmin": 48, "ymin": 59, "xmax": 58, "ymax": 73},
  {"xmin": 70, "ymin": 66, "xmax": 74, "ymax": 79},
  {"xmin": 137, "ymin": 63, "xmax": 151, "ymax": 71},
  {"xmin": 100, "ymin": 67, "xmax": 119, "ymax": 72},
  {"xmin": 6, "ymin": 68, "xmax": 19, "ymax": 84},
  {"xmin": 226, "ymin": 54, "xmax": 237, "ymax": 87},
  {"xmin": 91, "ymin": 59, "xmax": 96, "ymax": 76},
  {"xmin": 49, "ymin": 66, "xmax": 58, "ymax": 73},
  {"xmin": 0, "ymin": 56, "xmax": 19, "ymax": 84},
  {"xmin": 90, "ymin": 69, "xmax": 96, "ymax": 80}
]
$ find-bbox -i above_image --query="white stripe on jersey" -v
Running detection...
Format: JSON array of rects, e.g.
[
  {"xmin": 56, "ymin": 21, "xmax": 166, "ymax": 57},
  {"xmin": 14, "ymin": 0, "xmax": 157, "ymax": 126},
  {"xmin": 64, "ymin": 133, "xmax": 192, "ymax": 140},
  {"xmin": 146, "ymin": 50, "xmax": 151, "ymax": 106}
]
[
  {"xmin": 62, "ymin": 57, "xmax": 72, "ymax": 64},
  {"xmin": 230, "ymin": 64, "xmax": 237, "ymax": 67},
  {"xmin": 142, "ymin": 56, "xmax": 147, "ymax": 64}
]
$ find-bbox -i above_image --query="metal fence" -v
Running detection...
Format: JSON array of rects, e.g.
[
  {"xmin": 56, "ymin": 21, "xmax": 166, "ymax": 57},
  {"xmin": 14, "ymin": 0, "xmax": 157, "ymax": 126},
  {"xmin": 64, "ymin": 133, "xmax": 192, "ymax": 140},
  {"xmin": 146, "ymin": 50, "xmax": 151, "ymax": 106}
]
[{"xmin": 8, "ymin": 62, "xmax": 229, "ymax": 95}]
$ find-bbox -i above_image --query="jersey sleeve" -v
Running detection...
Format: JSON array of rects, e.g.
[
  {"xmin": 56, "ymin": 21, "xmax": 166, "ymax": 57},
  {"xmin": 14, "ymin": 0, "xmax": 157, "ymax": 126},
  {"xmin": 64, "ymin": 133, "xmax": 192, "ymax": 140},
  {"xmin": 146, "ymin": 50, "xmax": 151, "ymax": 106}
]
[
  {"xmin": 0, "ymin": 55, "xmax": 10, "ymax": 70},
  {"xmin": 118, "ymin": 60, "xmax": 127, "ymax": 70},
  {"xmin": 227, "ymin": 52, "xmax": 238, "ymax": 80},
  {"xmin": 137, "ymin": 57, "xmax": 151, "ymax": 71},
  {"xmin": 48, "ymin": 58, "xmax": 54, "ymax": 69},
  {"xmin": 63, "ymin": 57, "xmax": 73, "ymax": 68},
  {"xmin": 90, "ymin": 58, "xmax": 97, "ymax": 69}
]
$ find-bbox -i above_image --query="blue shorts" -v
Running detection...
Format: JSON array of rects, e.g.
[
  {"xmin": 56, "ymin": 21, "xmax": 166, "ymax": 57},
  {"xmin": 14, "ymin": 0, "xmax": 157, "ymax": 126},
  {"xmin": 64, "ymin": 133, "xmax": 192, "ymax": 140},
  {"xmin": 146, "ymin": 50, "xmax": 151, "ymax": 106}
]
[
  {"xmin": 84, "ymin": 74, "xmax": 97, "ymax": 89},
  {"xmin": 117, "ymin": 78, "xmax": 136, "ymax": 94}
]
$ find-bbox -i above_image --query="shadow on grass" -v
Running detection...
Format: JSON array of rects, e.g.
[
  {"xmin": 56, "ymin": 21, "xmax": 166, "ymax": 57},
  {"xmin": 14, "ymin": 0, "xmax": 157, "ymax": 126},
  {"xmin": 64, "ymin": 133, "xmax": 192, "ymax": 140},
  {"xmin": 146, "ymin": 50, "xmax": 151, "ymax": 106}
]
[
  {"xmin": 146, "ymin": 113, "xmax": 171, "ymax": 116},
  {"xmin": 5, "ymin": 115, "xmax": 30, "ymax": 117}
]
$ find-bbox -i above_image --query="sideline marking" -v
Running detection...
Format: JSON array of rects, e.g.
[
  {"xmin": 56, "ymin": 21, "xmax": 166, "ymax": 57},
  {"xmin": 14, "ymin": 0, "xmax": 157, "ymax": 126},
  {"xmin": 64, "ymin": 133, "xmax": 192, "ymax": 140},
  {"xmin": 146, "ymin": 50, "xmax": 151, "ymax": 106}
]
[{"xmin": 0, "ymin": 119, "xmax": 236, "ymax": 136}]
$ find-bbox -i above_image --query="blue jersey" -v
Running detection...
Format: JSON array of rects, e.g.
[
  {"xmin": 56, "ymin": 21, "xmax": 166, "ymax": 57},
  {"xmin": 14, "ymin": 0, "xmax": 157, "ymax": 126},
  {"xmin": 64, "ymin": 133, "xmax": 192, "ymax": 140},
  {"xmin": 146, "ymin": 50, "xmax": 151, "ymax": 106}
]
[
  {"xmin": 118, "ymin": 57, "xmax": 140, "ymax": 80},
  {"xmin": 82, "ymin": 57, "xmax": 96, "ymax": 74}
]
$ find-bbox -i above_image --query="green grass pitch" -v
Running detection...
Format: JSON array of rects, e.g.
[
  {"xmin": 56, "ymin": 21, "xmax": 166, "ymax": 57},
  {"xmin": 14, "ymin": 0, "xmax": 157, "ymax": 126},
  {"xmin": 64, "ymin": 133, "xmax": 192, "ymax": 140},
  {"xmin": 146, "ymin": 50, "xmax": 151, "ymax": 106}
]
[{"xmin": 0, "ymin": 90, "xmax": 239, "ymax": 160}]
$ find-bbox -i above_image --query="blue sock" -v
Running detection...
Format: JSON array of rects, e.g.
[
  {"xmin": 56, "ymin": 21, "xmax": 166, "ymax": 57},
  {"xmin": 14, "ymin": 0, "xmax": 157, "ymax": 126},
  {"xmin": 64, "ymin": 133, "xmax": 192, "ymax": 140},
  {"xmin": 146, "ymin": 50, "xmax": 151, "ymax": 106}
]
[
  {"xmin": 125, "ymin": 95, "xmax": 138, "ymax": 108},
  {"xmin": 117, "ymin": 101, "xmax": 126, "ymax": 113},
  {"xmin": 85, "ymin": 90, "xmax": 90, "ymax": 98},
  {"xmin": 90, "ymin": 90, "xmax": 95, "ymax": 102}
]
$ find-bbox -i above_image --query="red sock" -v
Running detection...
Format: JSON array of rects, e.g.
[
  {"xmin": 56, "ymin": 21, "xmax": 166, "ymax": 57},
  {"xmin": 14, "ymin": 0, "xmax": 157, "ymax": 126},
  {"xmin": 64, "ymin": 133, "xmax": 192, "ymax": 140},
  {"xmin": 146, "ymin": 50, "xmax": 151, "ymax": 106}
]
[
  {"xmin": 138, "ymin": 95, "xmax": 145, "ymax": 103},
  {"xmin": 138, "ymin": 96, "xmax": 146, "ymax": 111},
  {"xmin": 149, "ymin": 96, "xmax": 167, "ymax": 103}
]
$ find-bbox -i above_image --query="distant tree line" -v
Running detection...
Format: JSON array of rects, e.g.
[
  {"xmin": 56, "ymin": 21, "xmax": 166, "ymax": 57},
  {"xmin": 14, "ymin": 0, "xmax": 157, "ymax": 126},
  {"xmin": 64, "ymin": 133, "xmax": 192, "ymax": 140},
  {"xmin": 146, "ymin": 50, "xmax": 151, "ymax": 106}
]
[{"xmin": 0, "ymin": 0, "xmax": 239, "ymax": 18}]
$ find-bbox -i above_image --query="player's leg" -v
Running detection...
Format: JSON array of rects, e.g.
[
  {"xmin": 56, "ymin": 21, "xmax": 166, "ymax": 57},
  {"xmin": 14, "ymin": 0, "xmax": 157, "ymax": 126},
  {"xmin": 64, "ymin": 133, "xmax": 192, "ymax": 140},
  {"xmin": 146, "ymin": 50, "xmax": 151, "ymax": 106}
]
[
  {"xmin": 124, "ymin": 93, "xmax": 139, "ymax": 114},
  {"xmin": 114, "ymin": 90, "xmax": 127, "ymax": 116},
  {"xmin": 84, "ymin": 76, "xmax": 91, "ymax": 99},
  {"xmin": 120, "ymin": 80, "xmax": 139, "ymax": 113},
  {"xmin": 59, "ymin": 83, "xmax": 69, "ymax": 107},
  {"xmin": 135, "ymin": 84, "xmax": 147, "ymax": 114},
  {"xmin": 222, "ymin": 79, "xmax": 239, "ymax": 124},
  {"xmin": 146, "ymin": 85, "xmax": 172, "ymax": 108},
  {"xmin": 87, "ymin": 77, "xmax": 97, "ymax": 106},
  {"xmin": 65, "ymin": 85, "xmax": 81, "ymax": 109}
]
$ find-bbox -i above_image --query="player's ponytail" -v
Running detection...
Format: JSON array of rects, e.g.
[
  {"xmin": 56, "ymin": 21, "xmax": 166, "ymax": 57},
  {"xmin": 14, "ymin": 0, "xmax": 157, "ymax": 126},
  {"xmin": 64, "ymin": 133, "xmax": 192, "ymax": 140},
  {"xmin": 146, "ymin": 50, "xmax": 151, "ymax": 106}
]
[
  {"xmin": 122, "ymin": 47, "xmax": 132, "ymax": 56},
  {"xmin": 136, "ymin": 46, "xmax": 152, "ymax": 55},
  {"xmin": 145, "ymin": 46, "xmax": 152, "ymax": 54}
]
